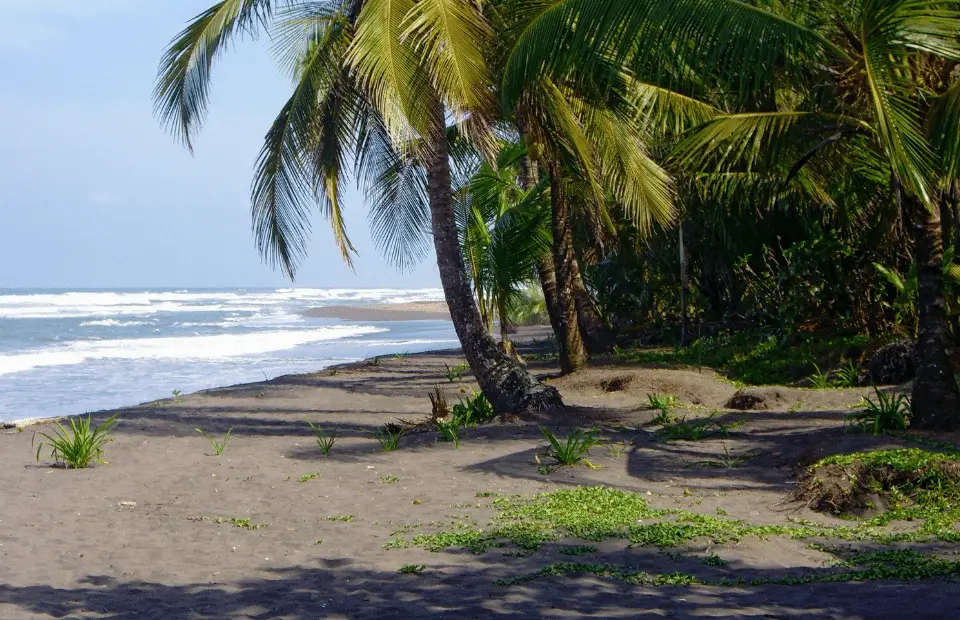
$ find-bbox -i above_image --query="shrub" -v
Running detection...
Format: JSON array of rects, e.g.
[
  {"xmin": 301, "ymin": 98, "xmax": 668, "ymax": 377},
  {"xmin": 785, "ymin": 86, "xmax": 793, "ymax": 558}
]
[
  {"xmin": 435, "ymin": 418, "xmax": 462, "ymax": 448},
  {"xmin": 807, "ymin": 364, "xmax": 832, "ymax": 389},
  {"xmin": 657, "ymin": 414, "xmax": 733, "ymax": 441},
  {"xmin": 648, "ymin": 393, "xmax": 679, "ymax": 411},
  {"xmin": 33, "ymin": 414, "xmax": 119, "ymax": 468},
  {"xmin": 445, "ymin": 363, "xmax": 470, "ymax": 383},
  {"xmin": 846, "ymin": 387, "xmax": 910, "ymax": 435},
  {"xmin": 648, "ymin": 393, "xmax": 679, "ymax": 424},
  {"xmin": 539, "ymin": 426, "xmax": 600, "ymax": 468},
  {"xmin": 833, "ymin": 360, "xmax": 860, "ymax": 388},
  {"xmin": 452, "ymin": 390, "xmax": 495, "ymax": 426}
]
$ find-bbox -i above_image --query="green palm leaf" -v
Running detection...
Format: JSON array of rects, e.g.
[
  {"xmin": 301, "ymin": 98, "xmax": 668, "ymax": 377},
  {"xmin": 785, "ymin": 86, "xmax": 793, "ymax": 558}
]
[
  {"xmin": 401, "ymin": 0, "xmax": 496, "ymax": 126},
  {"xmin": 357, "ymin": 112, "xmax": 433, "ymax": 269},
  {"xmin": 502, "ymin": 0, "xmax": 847, "ymax": 109},
  {"xmin": 859, "ymin": 0, "xmax": 938, "ymax": 206},
  {"xmin": 155, "ymin": 0, "xmax": 287, "ymax": 151},
  {"xmin": 348, "ymin": 0, "xmax": 433, "ymax": 148},
  {"xmin": 251, "ymin": 15, "xmax": 357, "ymax": 278}
]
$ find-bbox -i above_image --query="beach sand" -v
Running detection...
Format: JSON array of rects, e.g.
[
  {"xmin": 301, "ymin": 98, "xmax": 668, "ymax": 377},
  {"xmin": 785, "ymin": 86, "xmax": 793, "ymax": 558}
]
[
  {"xmin": 1, "ymin": 332, "xmax": 957, "ymax": 619},
  {"xmin": 302, "ymin": 301, "xmax": 451, "ymax": 321}
]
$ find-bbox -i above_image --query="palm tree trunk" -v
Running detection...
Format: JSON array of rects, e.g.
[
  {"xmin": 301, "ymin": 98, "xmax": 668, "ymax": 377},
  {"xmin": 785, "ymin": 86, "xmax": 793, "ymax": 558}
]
[
  {"xmin": 679, "ymin": 220, "xmax": 691, "ymax": 347},
  {"xmin": 571, "ymin": 262, "xmax": 614, "ymax": 353},
  {"xmin": 425, "ymin": 105, "xmax": 562, "ymax": 414},
  {"xmin": 537, "ymin": 254, "xmax": 565, "ymax": 339},
  {"xmin": 547, "ymin": 160, "xmax": 588, "ymax": 373},
  {"xmin": 906, "ymin": 194, "xmax": 960, "ymax": 430},
  {"xmin": 519, "ymin": 155, "xmax": 566, "ymax": 345},
  {"xmin": 497, "ymin": 296, "xmax": 517, "ymax": 358}
]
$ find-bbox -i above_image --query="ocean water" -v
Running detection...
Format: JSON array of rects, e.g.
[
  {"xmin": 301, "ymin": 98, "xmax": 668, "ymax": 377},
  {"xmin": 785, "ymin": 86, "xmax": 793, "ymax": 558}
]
[{"xmin": 0, "ymin": 288, "xmax": 457, "ymax": 424}]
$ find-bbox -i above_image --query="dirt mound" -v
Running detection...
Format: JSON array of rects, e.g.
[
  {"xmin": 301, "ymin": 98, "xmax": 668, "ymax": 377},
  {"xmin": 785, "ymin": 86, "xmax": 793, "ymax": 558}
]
[
  {"xmin": 793, "ymin": 454, "xmax": 960, "ymax": 517},
  {"xmin": 725, "ymin": 389, "xmax": 769, "ymax": 410}
]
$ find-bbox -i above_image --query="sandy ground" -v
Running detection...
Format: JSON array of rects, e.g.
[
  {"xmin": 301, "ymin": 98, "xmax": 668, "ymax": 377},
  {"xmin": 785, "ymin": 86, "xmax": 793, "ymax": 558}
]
[
  {"xmin": 302, "ymin": 302, "xmax": 451, "ymax": 321},
  {"xmin": 2, "ymin": 334, "xmax": 959, "ymax": 619}
]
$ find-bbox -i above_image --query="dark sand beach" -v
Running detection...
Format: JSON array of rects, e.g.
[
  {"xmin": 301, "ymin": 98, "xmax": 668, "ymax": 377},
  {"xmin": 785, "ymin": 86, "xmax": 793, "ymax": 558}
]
[{"xmin": 2, "ymin": 332, "xmax": 959, "ymax": 619}]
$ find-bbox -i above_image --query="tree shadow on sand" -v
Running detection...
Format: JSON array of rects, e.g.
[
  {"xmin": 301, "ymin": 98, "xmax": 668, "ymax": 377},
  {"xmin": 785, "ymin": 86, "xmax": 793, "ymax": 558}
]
[{"xmin": 0, "ymin": 552, "xmax": 956, "ymax": 620}]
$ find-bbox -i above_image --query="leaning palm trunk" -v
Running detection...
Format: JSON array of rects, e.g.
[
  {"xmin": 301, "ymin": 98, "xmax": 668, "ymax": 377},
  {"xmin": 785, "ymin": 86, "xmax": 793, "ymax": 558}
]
[
  {"xmin": 906, "ymin": 194, "xmax": 960, "ymax": 431},
  {"xmin": 425, "ymin": 107, "xmax": 562, "ymax": 413},
  {"xmin": 547, "ymin": 161, "xmax": 588, "ymax": 373}
]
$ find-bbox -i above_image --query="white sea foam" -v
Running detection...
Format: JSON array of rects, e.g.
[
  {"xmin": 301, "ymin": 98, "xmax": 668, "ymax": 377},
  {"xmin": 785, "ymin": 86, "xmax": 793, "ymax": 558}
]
[
  {"xmin": 79, "ymin": 319, "xmax": 150, "ymax": 327},
  {"xmin": 0, "ymin": 288, "xmax": 445, "ymax": 319},
  {"xmin": 0, "ymin": 325, "xmax": 386, "ymax": 376}
]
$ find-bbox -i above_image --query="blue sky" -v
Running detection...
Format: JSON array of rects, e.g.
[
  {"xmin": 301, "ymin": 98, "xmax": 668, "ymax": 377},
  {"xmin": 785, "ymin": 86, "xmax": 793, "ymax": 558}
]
[{"xmin": 0, "ymin": 0, "xmax": 440, "ymax": 289}]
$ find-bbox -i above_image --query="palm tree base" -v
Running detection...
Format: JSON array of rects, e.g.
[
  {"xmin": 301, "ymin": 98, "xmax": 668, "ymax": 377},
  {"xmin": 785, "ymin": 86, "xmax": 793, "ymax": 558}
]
[{"xmin": 910, "ymin": 344, "xmax": 960, "ymax": 431}]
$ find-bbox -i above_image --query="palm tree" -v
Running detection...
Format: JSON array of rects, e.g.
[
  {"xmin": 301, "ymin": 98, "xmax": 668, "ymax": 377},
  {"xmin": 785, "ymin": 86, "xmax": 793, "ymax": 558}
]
[
  {"xmin": 671, "ymin": 1, "xmax": 960, "ymax": 430},
  {"xmin": 456, "ymin": 141, "xmax": 553, "ymax": 355},
  {"xmin": 499, "ymin": 0, "xmax": 725, "ymax": 368},
  {"xmin": 494, "ymin": 1, "xmax": 703, "ymax": 370},
  {"xmin": 509, "ymin": 0, "xmax": 960, "ymax": 430},
  {"xmin": 154, "ymin": 0, "xmax": 561, "ymax": 414}
]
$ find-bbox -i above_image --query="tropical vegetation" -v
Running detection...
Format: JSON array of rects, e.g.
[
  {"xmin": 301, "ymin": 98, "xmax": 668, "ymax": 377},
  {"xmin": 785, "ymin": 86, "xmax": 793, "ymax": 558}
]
[{"xmin": 156, "ymin": 0, "xmax": 960, "ymax": 430}]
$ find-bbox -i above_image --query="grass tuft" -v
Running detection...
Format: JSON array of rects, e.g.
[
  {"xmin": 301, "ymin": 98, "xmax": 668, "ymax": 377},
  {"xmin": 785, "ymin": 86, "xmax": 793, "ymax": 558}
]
[
  {"xmin": 539, "ymin": 426, "xmax": 600, "ymax": 468},
  {"xmin": 306, "ymin": 420, "xmax": 339, "ymax": 454},
  {"xmin": 196, "ymin": 427, "xmax": 232, "ymax": 456},
  {"xmin": 846, "ymin": 387, "xmax": 910, "ymax": 435},
  {"xmin": 33, "ymin": 414, "xmax": 119, "ymax": 469},
  {"xmin": 368, "ymin": 424, "xmax": 404, "ymax": 452}
]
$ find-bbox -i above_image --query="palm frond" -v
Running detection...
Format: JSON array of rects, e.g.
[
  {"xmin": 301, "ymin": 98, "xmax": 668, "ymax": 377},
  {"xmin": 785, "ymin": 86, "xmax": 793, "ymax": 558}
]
[
  {"xmin": 347, "ymin": 0, "xmax": 433, "ymax": 149},
  {"xmin": 627, "ymin": 79, "xmax": 718, "ymax": 134},
  {"xmin": 929, "ymin": 78, "xmax": 960, "ymax": 179},
  {"xmin": 581, "ymin": 102, "xmax": 675, "ymax": 232},
  {"xmin": 251, "ymin": 14, "xmax": 357, "ymax": 278},
  {"xmin": 502, "ymin": 0, "xmax": 846, "ymax": 109},
  {"xmin": 155, "ymin": 0, "xmax": 284, "ymax": 150},
  {"xmin": 891, "ymin": 1, "xmax": 960, "ymax": 59},
  {"xmin": 860, "ymin": 0, "xmax": 938, "ymax": 206},
  {"xmin": 673, "ymin": 111, "xmax": 860, "ymax": 174},
  {"xmin": 271, "ymin": 1, "xmax": 352, "ymax": 77},
  {"xmin": 401, "ymin": 0, "xmax": 497, "ymax": 152},
  {"xmin": 357, "ymin": 112, "xmax": 433, "ymax": 269}
]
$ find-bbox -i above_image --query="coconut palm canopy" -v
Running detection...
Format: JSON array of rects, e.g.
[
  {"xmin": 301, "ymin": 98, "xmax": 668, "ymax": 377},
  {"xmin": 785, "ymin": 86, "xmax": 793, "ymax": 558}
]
[{"xmin": 156, "ymin": 0, "xmax": 960, "ymax": 428}]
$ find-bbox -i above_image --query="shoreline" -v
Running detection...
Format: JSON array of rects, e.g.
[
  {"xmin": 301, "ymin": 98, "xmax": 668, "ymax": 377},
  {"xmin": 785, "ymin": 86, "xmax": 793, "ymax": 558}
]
[{"xmin": 0, "ymin": 325, "xmax": 555, "ymax": 429}]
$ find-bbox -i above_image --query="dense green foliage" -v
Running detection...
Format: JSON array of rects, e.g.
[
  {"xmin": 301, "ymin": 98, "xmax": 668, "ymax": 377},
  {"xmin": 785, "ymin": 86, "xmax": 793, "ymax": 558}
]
[
  {"xmin": 616, "ymin": 330, "xmax": 870, "ymax": 385},
  {"xmin": 156, "ymin": 0, "xmax": 960, "ymax": 423}
]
